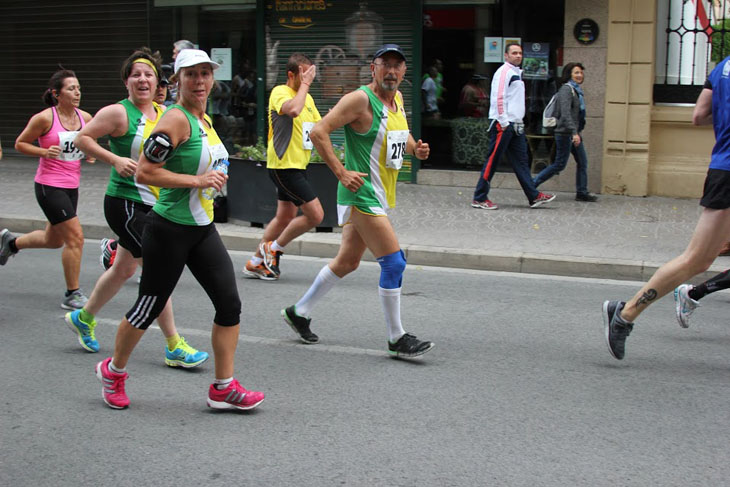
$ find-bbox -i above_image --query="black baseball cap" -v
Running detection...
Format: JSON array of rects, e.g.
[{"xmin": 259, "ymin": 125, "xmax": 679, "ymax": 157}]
[{"xmin": 372, "ymin": 44, "xmax": 406, "ymax": 63}]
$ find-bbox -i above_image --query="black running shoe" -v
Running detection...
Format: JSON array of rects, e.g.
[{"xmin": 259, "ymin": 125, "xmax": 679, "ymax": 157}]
[
  {"xmin": 99, "ymin": 238, "xmax": 117, "ymax": 271},
  {"xmin": 270, "ymin": 250, "xmax": 282, "ymax": 277},
  {"xmin": 388, "ymin": 333, "xmax": 435, "ymax": 358},
  {"xmin": 281, "ymin": 306, "xmax": 319, "ymax": 344},
  {"xmin": 260, "ymin": 241, "xmax": 283, "ymax": 277},
  {"xmin": 602, "ymin": 300, "xmax": 634, "ymax": 360},
  {"xmin": 575, "ymin": 192, "xmax": 598, "ymax": 202}
]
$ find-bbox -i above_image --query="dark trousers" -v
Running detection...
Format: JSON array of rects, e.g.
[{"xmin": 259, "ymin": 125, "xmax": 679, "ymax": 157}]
[{"xmin": 473, "ymin": 122, "xmax": 539, "ymax": 203}]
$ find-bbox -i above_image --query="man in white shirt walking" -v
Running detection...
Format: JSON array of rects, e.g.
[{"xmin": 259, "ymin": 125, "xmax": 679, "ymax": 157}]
[{"xmin": 471, "ymin": 43, "xmax": 555, "ymax": 210}]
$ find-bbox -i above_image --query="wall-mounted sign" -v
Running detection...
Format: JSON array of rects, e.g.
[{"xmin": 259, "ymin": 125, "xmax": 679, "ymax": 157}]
[
  {"xmin": 522, "ymin": 42, "xmax": 549, "ymax": 80},
  {"xmin": 503, "ymin": 37, "xmax": 521, "ymax": 49},
  {"xmin": 484, "ymin": 37, "xmax": 503, "ymax": 63},
  {"xmin": 574, "ymin": 18, "xmax": 599, "ymax": 45},
  {"xmin": 211, "ymin": 48, "xmax": 232, "ymax": 81},
  {"xmin": 271, "ymin": 0, "xmax": 328, "ymax": 29}
]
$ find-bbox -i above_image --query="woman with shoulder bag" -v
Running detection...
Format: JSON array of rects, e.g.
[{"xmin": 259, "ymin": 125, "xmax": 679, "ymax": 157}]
[{"xmin": 533, "ymin": 62, "xmax": 598, "ymax": 202}]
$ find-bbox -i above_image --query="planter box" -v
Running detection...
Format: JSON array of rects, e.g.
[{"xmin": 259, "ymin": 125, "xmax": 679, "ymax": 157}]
[{"xmin": 227, "ymin": 157, "xmax": 340, "ymax": 230}]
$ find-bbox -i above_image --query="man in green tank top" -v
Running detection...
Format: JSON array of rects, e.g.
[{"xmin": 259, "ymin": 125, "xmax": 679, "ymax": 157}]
[{"xmin": 281, "ymin": 44, "xmax": 435, "ymax": 359}]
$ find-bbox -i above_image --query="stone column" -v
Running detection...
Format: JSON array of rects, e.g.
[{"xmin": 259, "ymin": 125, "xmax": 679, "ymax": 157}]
[{"xmin": 601, "ymin": 0, "xmax": 657, "ymax": 196}]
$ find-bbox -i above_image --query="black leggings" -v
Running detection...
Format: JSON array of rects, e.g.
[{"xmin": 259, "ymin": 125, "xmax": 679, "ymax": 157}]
[
  {"xmin": 689, "ymin": 269, "xmax": 730, "ymax": 301},
  {"xmin": 125, "ymin": 211, "xmax": 241, "ymax": 330}
]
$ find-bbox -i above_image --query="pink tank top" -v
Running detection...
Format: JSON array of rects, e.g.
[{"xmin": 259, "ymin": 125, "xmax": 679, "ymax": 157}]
[{"xmin": 35, "ymin": 106, "xmax": 86, "ymax": 188}]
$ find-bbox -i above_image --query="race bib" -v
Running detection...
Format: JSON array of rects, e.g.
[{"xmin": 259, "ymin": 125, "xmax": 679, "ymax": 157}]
[
  {"xmin": 386, "ymin": 130, "xmax": 408, "ymax": 170},
  {"xmin": 57, "ymin": 131, "xmax": 85, "ymax": 161},
  {"xmin": 302, "ymin": 121, "xmax": 314, "ymax": 150}
]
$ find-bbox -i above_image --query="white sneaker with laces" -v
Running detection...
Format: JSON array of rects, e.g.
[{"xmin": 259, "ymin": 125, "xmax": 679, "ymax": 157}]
[
  {"xmin": 61, "ymin": 289, "xmax": 89, "ymax": 310},
  {"xmin": 673, "ymin": 284, "xmax": 699, "ymax": 329}
]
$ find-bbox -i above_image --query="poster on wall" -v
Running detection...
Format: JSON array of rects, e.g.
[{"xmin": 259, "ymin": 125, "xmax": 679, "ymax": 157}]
[
  {"xmin": 503, "ymin": 37, "xmax": 522, "ymax": 49},
  {"xmin": 484, "ymin": 37, "xmax": 503, "ymax": 62},
  {"xmin": 211, "ymin": 48, "xmax": 232, "ymax": 81},
  {"xmin": 522, "ymin": 42, "xmax": 549, "ymax": 80}
]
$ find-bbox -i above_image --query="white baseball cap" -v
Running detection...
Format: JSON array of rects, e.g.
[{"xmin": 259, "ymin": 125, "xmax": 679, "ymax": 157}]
[{"xmin": 174, "ymin": 49, "xmax": 220, "ymax": 74}]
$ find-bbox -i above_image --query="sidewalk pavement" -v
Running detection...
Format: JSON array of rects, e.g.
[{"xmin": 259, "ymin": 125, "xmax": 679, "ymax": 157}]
[{"xmin": 1, "ymin": 154, "xmax": 727, "ymax": 282}]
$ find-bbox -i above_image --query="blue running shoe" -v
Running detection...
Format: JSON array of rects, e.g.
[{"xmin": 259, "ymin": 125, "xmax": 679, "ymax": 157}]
[
  {"xmin": 64, "ymin": 310, "xmax": 100, "ymax": 352},
  {"xmin": 165, "ymin": 337, "xmax": 209, "ymax": 368}
]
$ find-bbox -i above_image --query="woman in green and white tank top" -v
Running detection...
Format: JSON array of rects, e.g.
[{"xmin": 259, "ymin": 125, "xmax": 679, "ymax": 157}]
[
  {"xmin": 74, "ymin": 48, "xmax": 207, "ymax": 370},
  {"xmin": 104, "ymin": 49, "xmax": 265, "ymax": 411}
]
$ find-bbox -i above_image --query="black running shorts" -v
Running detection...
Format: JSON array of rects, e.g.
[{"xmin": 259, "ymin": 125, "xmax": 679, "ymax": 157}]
[
  {"xmin": 34, "ymin": 182, "xmax": 78, "ymax": 225},
  {"xmin": 268, "ymin": 168, "xmax": 317, "ymax": 206},
  {"xmin": 699, "ymin": 168, "xmax": 730, "ymax": 209},
  {"xmin": 103, "ymin": 195, "xmax": 151, "ymax": 258}
]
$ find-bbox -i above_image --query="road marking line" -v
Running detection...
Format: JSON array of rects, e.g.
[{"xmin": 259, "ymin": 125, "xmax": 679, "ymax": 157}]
[{"xmin": 95, "ymin": 318, "xmax": 386, "ymax": 357}]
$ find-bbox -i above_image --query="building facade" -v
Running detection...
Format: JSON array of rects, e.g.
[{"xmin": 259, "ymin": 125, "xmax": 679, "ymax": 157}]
[
  {"xmin": 603, "ymin": 0, "xmax": 717, "ymax": 198},
  {"xmin": 0, "ymin": 1, "xmax": 717, "ymax": 198}
]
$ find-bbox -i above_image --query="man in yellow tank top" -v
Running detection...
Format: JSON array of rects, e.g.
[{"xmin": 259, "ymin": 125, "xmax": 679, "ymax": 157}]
[
  {"xmin": 244, "ymin": 53, "xmax": 323, "ymax": 281},
  {"xmin": 281, "ymin": 44, "xmax": 435, "ymax": 358}
]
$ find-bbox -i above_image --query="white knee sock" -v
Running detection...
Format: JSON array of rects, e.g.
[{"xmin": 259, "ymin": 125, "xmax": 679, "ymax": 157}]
[
  {"xmin": 379, "ymin": 286, "xmax": 405, "ymax": 342},
  {"xmin": 295, "ymin": 265, "xmax": 341, "ymax": 316}
]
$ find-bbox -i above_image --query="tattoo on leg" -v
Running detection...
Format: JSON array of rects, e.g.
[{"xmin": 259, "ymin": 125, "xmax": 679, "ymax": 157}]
[{"xmin": 636, "ymin": 289, "xmax": 658, "ymax": 306}]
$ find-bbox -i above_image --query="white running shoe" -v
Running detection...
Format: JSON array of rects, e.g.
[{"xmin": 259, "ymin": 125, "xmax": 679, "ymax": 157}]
[{"xmin": 673, "ymin": 284, "xmax": 699, "ymax": 329}]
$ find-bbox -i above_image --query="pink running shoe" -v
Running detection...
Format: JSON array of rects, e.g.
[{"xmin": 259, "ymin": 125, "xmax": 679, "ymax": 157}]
[
  {"xmin": 529, "ymin": 192, "xmax": 556, "ymax": 208},
  {"xmin": 207, "ymin": 379, "xmax": 265, "ymax": 411},
  {"xmin": 95, "ymin": 357, "xmax": 130, "ymax": 409},
  {"xmin": 471, "ymin": 199, "xmax": 498, "ymax": 210}
]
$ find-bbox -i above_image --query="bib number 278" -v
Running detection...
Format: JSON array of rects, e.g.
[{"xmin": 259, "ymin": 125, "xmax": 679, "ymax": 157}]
[
  {"xmin": 386, "ymin": 130, "xmax": 409, "ymax": 170},
  {"xmin": 390, "ymin": 142, "xmax": 406, "ymax": 161}
]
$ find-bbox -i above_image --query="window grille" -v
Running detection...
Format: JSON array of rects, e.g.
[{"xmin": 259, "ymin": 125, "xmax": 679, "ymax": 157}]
[{"xmin": 655, "ymin": 0, "xmax": 730, "ymax": 102}]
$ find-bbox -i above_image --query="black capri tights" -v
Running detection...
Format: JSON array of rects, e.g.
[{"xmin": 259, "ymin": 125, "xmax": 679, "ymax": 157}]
[{"xmin": 125, "ymin": 211, "xmax": 241, "ymax": 330}]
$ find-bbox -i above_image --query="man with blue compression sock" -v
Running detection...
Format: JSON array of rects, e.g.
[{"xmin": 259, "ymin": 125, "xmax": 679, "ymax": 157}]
[{"xmin": 280, "ymin": 44, "xmax": 435, "ymax": 358}]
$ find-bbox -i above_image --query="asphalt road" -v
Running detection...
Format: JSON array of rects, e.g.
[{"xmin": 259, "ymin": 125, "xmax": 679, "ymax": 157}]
[{"xmin": 1, "ymin": 241, "xmax": 728, "ymax": 486}]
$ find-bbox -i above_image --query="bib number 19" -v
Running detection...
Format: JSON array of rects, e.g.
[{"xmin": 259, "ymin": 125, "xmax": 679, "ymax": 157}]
[
  {"xmin": 63, "ymin": 140, "xmax": 77, "ymax": 154},
  {"xmin": 57, "ymin": 131, "xmax": 84, "ymax": 161}
]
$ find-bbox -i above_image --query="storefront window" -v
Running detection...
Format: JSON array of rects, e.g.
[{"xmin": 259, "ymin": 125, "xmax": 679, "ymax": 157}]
[
  {"xmin": 421, "ymin": 0, "xmax": 564, "ymax": 172},
  {"xmin": 152, "ymin": 3, "xmax": 258, "ymax": 153}
]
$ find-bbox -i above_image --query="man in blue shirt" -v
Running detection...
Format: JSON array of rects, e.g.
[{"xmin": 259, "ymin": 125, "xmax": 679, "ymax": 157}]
[{"xmin": 601, "ymin": 57, "xmax": 730, "ymax": 361}]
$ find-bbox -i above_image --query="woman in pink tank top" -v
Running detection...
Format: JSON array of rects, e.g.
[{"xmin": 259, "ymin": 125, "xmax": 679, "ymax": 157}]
[{"xmin": 3, "ymin": 69, "xmax": 94, "ymax": 310}]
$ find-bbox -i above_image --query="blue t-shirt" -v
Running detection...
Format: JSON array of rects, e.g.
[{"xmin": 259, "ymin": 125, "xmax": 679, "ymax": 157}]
[{"xmin": 707, "ymin": 57, "xmax": 730, "ymax": 170}]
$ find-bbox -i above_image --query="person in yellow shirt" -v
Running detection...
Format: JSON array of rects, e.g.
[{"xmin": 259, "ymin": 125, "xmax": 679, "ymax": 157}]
[{"xmin": 244, "ymin": 53, "xmax": 323, "ymax": 280}]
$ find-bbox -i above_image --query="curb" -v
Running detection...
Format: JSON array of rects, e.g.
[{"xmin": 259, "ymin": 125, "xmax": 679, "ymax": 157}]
[{"xmin": 1, "ymin": 216, "xmax": 725, "ymax": 283}]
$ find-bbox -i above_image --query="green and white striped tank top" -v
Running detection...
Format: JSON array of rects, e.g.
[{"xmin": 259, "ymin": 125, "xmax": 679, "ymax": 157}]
[
  {"xmin": 152, "ymin": 105, "xmax": 228, "ymax": 226},
  {"xmin": 338, "ymin": 86, "xmax": 409, "ymax": 212},
  {"xmin": 106, "ymin": 99, "xmax": 163, "ymax": 205}
]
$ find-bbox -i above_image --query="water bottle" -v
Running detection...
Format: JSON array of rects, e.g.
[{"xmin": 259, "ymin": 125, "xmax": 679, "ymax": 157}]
[{"xmin": 203, "ymin": 159, "xmax": 229, "ymax": 200}]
